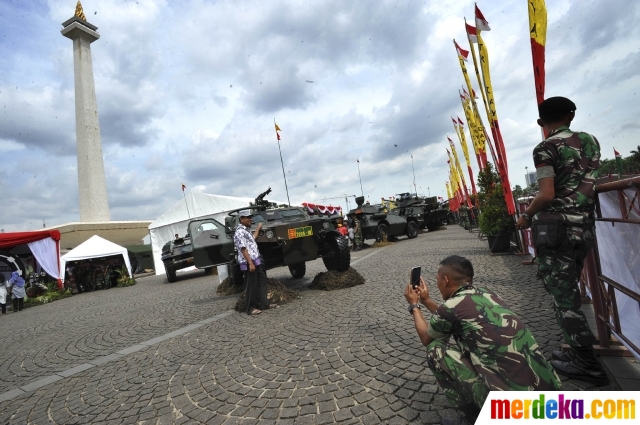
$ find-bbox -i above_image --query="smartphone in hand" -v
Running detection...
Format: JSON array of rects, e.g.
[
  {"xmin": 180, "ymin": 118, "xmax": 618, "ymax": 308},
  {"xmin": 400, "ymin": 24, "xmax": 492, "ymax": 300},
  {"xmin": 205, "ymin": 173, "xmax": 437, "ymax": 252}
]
[{"xmin": 410, "ymin": 266, "xmax": 421, "ymax": 288}]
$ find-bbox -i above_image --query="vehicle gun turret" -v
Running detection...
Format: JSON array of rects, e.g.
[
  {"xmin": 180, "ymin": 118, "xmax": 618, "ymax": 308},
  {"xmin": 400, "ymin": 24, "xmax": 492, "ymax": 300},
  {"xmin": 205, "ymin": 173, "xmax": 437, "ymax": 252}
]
[{"xmin": 253, "ymin": 187, "xmax": 273, "ymax": 210}]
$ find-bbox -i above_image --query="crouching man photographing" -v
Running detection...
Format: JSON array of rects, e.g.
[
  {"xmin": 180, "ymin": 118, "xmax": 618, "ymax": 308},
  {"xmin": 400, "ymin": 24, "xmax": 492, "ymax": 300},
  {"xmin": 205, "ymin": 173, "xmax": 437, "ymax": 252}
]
[{"xmin": 404, "ymin": 256, "xmax": 560, "ymax": 425}]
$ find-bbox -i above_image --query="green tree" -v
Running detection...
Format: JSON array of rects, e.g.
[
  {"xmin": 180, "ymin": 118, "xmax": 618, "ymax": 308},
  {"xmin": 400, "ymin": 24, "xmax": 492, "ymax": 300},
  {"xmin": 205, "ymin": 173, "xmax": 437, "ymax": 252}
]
[
  {"xmin": 512, "ymin": 185, "xmax": 523, "ymax": 201},
  {"xmin": 477, "ymin": 162, "xmax": 515, "ymax": 236}
]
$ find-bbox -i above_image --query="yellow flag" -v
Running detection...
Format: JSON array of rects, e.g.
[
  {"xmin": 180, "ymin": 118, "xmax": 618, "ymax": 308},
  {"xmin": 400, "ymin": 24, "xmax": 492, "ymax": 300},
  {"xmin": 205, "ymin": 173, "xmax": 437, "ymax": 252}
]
[
  {"xmin": 449, "ymin": 139, "xmax": 467, "ymax": 191},
  {"xmin": 528, "ymin": 0, "xmax": 547, "ymax": 47},
  {"xmin": 455, "ymin": 123, "xmax": 472, "ymax": 170},
  {"xmin": 477, "ymin": 33, "xmax": 498, "ymax": 122},
  {"xmin": 275, "ymin": 123, "xmax": 281, "ymax": 132}
]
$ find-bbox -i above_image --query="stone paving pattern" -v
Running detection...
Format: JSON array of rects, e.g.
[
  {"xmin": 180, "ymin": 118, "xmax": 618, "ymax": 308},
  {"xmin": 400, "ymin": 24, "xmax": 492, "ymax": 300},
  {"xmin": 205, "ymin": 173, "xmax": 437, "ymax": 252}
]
[{"xmin": 0, "ymin": 226, "xmax": 620, "ymax": 424}]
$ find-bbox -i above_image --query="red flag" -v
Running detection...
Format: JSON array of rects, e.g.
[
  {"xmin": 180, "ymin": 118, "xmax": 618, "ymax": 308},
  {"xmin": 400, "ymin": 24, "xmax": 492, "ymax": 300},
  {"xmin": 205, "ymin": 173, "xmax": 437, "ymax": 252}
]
[
  {"xmin": 357, "ymin": 158, "xmax": 360, "ymax": 163},
  {"xmin": 454, "ymin": 40, "xmax": 469, "ymax": 61},
  {"xmin": 475, "ymin": 5, "xmax": 491, "ymax": 31},
  {"xmin": 471, "ymin": 88, "xmax": 478, "ymax": 99},
  {"xmin": 452, "ymin": 117, "xmax": 458, "ymax": 125},
  {"xmin": 181, "ymin": 184, "xmax": 186, "ymax": 192},
  {"xmin": 457, "ymin": 117, "xmax": 464, "ymax": 126},
  {"xmin": 446, "ymin": 149, "xmax": 451, "ymax": 155},
  {"xmin": 614, "ymin": 148, "xmax": 621, "ymax": 158},
  {"xmin": 447, "ymin": 136, "xmax": 453, "ymax": 142},
  {"xmin": 462, "ymin": 88, "xmax": 470, "ymax": 99},
  {"xmin": 277, "ymin": 133, "xmax": 281, "ymax": 140},
  {"xmin": 465, "ymin": 23, "xmax": 478, "ymax": 43}
]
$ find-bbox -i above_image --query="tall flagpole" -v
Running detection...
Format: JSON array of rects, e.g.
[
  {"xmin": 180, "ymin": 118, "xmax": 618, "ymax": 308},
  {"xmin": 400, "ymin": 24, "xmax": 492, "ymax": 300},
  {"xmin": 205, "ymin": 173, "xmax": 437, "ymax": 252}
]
[
  {"xmin": 411, "ymin": 155, "xmax": 417, "ymax": 195},
  {"xmin": 182, "ymin": 184, "xmax": 191, "ymax": 218},
  {"xmin": 357, "ymin": 159, "xmax": 364, "ymax": 197},
  {"xmin": 274, "ymin": 119, "xmax": 291, "ymax": 206}
]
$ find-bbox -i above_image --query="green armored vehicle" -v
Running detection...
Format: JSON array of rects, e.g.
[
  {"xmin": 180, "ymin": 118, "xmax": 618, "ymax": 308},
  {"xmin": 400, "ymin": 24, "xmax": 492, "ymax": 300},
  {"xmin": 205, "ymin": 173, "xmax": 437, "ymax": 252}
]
[
  {"xmin": 161, "ymin": 234, "xmax": 193, "ymax": 282},
  {"xmin": 189, "ymin": 188, "xmax": 350, "ymax": 286},
  {"xmin": 350, "ymin": 196, "xmax": 419, "ymax": 241}
]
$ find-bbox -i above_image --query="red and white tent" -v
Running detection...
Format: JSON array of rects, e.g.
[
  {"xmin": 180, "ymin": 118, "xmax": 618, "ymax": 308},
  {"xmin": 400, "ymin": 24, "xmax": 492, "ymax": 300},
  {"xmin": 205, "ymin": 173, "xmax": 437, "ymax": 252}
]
[
  {"xmin": 302, "ymin": 203, "xmax": 342, "ymax": 216},
  {"xmin": 0, "ymin": 230, "xmax": 62, "ymax": 288}
]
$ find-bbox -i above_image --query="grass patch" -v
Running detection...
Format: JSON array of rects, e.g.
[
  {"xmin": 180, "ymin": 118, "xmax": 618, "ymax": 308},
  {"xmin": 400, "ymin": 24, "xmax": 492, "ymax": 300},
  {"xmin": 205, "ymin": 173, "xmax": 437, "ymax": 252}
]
[{"xmin": 23, "ymin": 290, "xmax": 73, "ymax": 308}]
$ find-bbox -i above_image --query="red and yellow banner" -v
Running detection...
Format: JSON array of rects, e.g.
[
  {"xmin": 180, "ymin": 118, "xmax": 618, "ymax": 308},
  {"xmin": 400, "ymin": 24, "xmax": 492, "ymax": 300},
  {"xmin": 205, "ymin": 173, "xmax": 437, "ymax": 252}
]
[
  {"xmin": 465, "ymin": 7, "xmax": 516, "ymax": 216},
  {"xmin": 453, "ymin": 117, "xmax": 477, "ymax": 197},
  {"xmin": 528, "ymin": 0, "xmax": 547, "ymax": 106}
]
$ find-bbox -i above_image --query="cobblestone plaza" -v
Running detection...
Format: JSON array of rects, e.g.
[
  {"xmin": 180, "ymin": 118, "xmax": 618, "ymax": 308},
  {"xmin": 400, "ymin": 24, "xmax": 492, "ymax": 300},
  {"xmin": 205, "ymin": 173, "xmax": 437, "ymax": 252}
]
[{"xmin": 0, "ymin": 226, "xmax": 620, "ymax": 424}]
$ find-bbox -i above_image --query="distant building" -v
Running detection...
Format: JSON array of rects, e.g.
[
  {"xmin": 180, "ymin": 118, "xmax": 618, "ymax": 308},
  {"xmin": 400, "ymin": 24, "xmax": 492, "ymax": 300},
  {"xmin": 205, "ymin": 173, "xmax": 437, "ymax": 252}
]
[{"xmin": 525, "ymin": 170, "xmax": 537, "ymax": 187}]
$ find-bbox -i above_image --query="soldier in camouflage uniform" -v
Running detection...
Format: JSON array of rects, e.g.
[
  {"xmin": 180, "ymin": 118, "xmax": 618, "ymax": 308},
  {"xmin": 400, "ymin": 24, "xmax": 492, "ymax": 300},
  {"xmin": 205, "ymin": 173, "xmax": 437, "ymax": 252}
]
[
  {"xmin": 516, "ymin": 96, "xmax": 607, "ymax": 386},
  {"xmin": 405, "ymin": 255, "xmax": 560, "ymax": 425},
  {"xmin": 353, "ymin": 213, "xmax": 363, "ymax": 251}
]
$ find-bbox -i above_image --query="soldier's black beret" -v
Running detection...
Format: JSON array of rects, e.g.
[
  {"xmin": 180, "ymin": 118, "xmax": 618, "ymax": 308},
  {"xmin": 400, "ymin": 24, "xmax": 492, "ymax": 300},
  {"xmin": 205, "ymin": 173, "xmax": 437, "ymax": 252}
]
[{"xmin": 538, "ymin": 96, "xmax": 576, "ymax": 119}]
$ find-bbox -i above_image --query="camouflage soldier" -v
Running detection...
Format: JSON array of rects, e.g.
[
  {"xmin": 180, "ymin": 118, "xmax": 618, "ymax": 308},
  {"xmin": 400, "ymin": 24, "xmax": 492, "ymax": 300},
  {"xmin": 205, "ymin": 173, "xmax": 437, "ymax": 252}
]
[
  {"xmin": 353, "ymin": 214, "xmax": 363, "ymax": 251},
  {"xmin": 405, "ymin": 256, "xmax": 560, "ymax": 425},
  {"xmin": 516, "ymin": 97, "xmax": 608, "ymax": 385}
]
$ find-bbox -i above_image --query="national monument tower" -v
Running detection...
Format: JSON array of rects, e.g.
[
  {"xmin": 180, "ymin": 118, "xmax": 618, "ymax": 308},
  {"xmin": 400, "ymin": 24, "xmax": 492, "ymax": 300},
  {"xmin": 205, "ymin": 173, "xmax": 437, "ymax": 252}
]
[{"xmin": 61, "ymin": 1, "xmax": 110, "ymax": 222}]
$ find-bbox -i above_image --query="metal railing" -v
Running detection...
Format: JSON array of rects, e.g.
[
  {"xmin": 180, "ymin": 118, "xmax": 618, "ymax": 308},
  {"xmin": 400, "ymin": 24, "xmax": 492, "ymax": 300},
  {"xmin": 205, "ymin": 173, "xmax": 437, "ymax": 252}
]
[{"xmin": 584, "ymin": 175, "xmax": 640, "ymax": 356}]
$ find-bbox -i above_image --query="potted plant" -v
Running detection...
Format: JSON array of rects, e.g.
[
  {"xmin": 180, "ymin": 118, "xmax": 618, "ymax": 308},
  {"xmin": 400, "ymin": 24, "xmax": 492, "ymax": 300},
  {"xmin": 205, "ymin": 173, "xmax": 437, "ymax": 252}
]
[
  {"xmin": 115, "ymin": 266, "xmax": 136, "ymax": 287},
  {"xmin": 477, "ymin": 162, "xmax": 515, "ymax": 253}
]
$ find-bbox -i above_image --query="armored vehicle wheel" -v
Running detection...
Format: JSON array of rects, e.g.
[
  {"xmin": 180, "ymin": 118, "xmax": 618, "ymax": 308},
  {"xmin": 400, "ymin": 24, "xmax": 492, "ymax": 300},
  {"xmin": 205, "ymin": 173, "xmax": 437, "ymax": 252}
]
[
  {"xmin": 406, "ymin": 221, "xmax": 418, "ymax": 239},
  {"xmin": 165, "ymin": 264, "xmax": 177, "ymax": 283},
  {"xmin": 231, "ymin": 262, "xmax": 244, "ymax": 288},
  {"xmin": 322, "ymin": 236, "xmax": 350, "ymax": 272},
  {"xmin": 375, "ymin": 223, "xmax": 389, "ymax": 242},
  {"xmin": 288, "ymin": 263, "xmax": 306, "ymax": 279}
]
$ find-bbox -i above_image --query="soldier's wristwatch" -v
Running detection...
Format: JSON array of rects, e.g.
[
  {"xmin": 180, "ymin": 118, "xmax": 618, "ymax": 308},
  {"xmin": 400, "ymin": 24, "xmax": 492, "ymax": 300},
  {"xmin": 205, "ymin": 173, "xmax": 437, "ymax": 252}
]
[
  {"xmin": 522, "ymin": 213, "xmax": 531, "ymax": 221},
  {"xmin": 408, "ymin": 304, "xmax": 421, "ymax": 315}
]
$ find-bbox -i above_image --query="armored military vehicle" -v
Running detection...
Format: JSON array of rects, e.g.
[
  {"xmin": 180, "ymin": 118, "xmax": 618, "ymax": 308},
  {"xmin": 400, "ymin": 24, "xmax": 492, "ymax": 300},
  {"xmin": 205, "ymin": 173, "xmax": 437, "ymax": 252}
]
[
  {"xmin": 422, "ymin": 196, "xmax": 450, "ymax": 231},
  {"xmin": 349, "ymin": 196, "xmax": 418, "ymax": 241},
  {"xmin": 188, "ymin": 188, "xmax": 350, "ymax": 286},
  {"xmin": 388, "ymin": 193, "xmax": 449, "ymax": 231},
  {"xmin": 161, "ymin": 233, "xmax": 217, "ymax": 283}
]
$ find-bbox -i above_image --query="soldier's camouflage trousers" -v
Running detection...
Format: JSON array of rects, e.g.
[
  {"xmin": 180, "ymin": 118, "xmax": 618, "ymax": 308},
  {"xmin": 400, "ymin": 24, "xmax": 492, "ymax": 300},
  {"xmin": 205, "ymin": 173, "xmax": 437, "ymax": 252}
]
[
  {"xmin": 354, "ymin": 230, "xmax": 363, "ymax": 248},
  {"xmin": 536, "ymin": 226, "xmax": 596, "ymax": 348},
  {"xmin": 426, "ymin": 339, "xmax": 489, "ymax": 410}
]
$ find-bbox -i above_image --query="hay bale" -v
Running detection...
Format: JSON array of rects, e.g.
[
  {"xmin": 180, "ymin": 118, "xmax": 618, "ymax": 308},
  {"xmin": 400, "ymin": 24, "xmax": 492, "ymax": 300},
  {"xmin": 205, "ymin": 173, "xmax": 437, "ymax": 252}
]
[
  {"xmin": 216, "ymin": 277, "xmax": 243, "ymax": 296},
  {"xmin": 371, "ymin": 240, "xmax": 394, "ymax": 248},
  {"xmin": 309, "ymin": 267, "xmax": 365, "ymax": 291},
  {"xmin": 371, "ymin": 236, "xmax": 393, "ymax": 248},
  {"xmin": 234, "ymin": 278, "xmax": 299, "ymax": 311}
]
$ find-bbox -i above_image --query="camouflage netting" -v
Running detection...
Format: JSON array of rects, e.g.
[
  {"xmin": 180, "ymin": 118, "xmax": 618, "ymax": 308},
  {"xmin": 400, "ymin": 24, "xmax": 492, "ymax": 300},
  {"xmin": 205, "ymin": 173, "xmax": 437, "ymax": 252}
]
[
  {"xmin": 216, "ymin": 278, "xmax": 243, "ymax": 296},
  {"xmin": 309, "ymin": 267, "xmax": 365, "ymax": 291},
  {"xmin": 234, "ymin": 278, "xmax": 299, "ymax": 311}
]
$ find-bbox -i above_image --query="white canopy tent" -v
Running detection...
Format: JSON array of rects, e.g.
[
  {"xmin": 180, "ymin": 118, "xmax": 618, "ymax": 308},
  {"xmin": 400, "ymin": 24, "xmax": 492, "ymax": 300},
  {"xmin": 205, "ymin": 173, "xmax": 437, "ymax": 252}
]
[
  {"xmin": 60, "ymin": 235, "xmax": 132, "ymax": 281},
  {"xmin": 148, "ymin": 192, "xmax": 253, "ymax": 276}
]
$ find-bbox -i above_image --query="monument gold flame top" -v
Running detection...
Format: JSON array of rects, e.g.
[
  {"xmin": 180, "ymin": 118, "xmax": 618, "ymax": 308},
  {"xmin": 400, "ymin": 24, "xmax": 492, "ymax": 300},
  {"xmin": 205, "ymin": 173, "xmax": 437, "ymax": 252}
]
[{"xmin": 74, "ymin": 1, "xmax": 86, "ymax": 21}]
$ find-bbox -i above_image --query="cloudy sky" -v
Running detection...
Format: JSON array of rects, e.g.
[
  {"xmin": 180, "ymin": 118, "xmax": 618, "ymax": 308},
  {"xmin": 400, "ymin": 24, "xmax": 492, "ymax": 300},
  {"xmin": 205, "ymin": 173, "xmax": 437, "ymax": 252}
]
[{"xmin": 1, "ymin": 0, "xmax": 639, "ymax": 232}]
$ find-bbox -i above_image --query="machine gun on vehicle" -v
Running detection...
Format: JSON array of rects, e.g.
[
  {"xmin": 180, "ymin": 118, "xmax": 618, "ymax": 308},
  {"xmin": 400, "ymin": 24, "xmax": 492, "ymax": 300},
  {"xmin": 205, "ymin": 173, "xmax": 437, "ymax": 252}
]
[{"xmin": 252, "ymin": 187, "xmax": 274, "ymax": 211}]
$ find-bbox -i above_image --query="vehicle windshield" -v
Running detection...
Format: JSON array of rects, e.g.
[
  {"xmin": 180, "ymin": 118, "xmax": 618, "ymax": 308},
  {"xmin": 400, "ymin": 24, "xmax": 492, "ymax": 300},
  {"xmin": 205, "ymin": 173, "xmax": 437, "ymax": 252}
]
[
  {"xmin": 280, "ymin": 209, "xmax": 307, "ymax": 221},
  {"xmin": 250, "ymin": 214, "xmax": 266, "ymax": 224}
]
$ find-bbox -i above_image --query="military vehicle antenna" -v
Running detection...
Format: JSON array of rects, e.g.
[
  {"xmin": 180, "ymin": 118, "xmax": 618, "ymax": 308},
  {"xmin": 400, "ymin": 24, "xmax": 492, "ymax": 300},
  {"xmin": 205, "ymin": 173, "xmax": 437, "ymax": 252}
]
[
  {"xmin": 411, "ymin": 154, "xmax": 417, "ymax": 195},
  {"xmin": 274, "ymin": 118, "xmax": 291, "ymax": 206},
  {"xmin": 357, "ymin": 159, "xmax": 363, "ymax": 197}
]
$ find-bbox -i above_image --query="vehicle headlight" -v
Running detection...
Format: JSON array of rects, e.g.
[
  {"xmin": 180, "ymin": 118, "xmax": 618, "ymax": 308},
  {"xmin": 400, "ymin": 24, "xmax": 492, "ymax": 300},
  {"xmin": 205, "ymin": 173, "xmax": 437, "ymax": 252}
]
[
  {"xmin": 266, "ymin": 230, "xmax": 274, "ymax": 239},
  {"xmin": 322, "ymin": 222, "xmax": 331, "ymax": 230}
]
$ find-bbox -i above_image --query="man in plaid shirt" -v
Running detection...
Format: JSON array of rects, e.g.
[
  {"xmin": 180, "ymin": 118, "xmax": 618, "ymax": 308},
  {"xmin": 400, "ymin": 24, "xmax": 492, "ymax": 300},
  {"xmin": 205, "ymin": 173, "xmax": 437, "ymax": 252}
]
[{"xmin": 234, "ymin": 210, "xmax": 277, "ymax": 315}]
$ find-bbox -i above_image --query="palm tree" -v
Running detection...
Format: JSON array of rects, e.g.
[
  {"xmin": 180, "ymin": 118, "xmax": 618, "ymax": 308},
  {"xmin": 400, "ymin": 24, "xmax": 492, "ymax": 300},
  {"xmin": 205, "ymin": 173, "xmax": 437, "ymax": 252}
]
[{"xmin": 631, "ymin": 145, "xmax": 640, "ymax": 164}]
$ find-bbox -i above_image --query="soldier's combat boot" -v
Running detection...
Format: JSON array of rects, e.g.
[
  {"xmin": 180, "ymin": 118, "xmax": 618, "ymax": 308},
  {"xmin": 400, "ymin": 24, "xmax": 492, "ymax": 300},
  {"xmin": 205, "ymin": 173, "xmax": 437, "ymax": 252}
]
[
  {"xmin": 552, "ymin": 348, "xmax": 576, "ymax": 362},
  {"xmin": 551, "ymin": 345, "xmax": 609, "ymax": 386}
]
